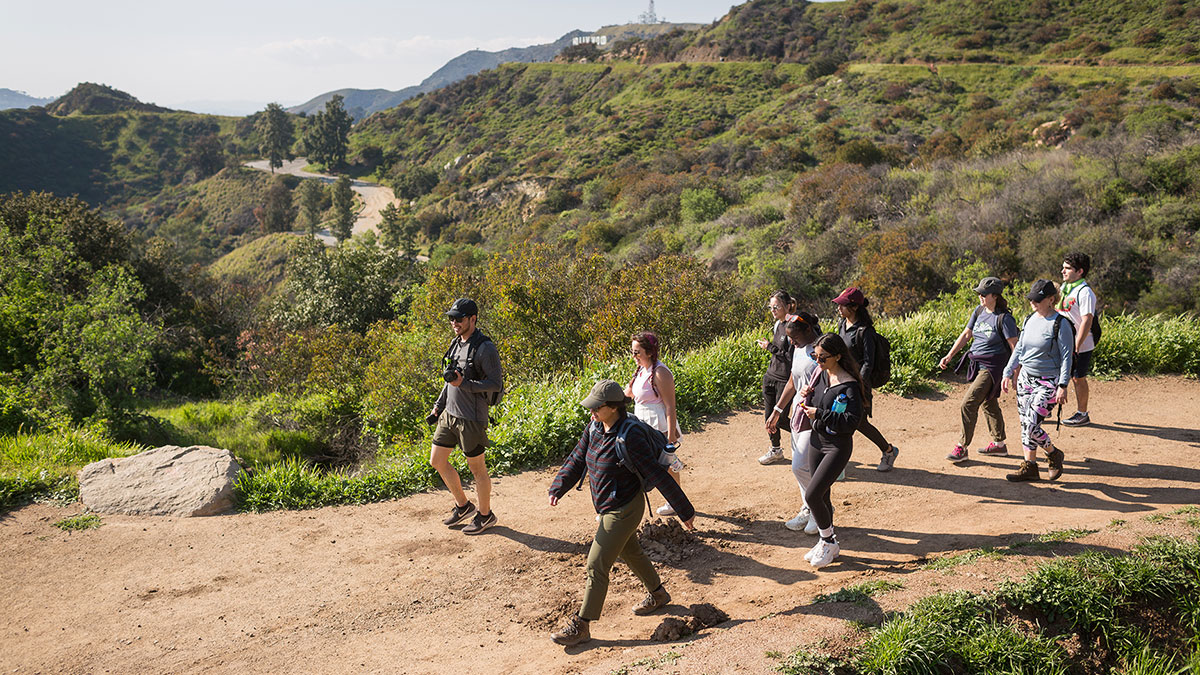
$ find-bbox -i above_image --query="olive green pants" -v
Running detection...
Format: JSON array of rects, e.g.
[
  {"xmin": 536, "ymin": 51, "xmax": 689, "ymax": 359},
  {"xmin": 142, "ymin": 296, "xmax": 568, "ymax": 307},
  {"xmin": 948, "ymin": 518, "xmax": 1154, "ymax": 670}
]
[
  {"xmin": 580, "ymin": 494, "xmax": 660, "ymax": 621},
  {"xmin": 960, "ymin": 369, "xmax": 1006, "ymax": 447}
]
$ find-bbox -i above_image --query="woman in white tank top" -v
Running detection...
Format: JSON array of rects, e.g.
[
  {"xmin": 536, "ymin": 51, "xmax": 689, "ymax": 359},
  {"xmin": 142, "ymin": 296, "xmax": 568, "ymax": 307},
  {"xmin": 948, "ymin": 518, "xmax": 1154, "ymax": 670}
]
[{"xmin": 624, "ymin": 331, "xmax": 683, "ymax": 516}]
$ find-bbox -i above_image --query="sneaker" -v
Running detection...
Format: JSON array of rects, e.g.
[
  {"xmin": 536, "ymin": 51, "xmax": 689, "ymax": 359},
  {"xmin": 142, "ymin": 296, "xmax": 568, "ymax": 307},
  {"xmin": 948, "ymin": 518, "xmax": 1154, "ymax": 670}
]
[
  {"xmin": 804, "ymin": 540, "xmax": 823, "ymax": 563},
  {"xmin": 810, "ymin": 539, "xmax": 841, "ymax": 569},
  {"xmin": 784, "ymin": 507, "xmax": 810, "ymax": 532},
  {"xmin": 462, "ymin": 510, "xmax": 497, "ymax": 535},
  {"xmin": 656, "ymin": 504, "xmax": 676, "ymax": 517},
  {"xmin": 946, "ymin": 445, "xmax": 968, "ymax": 463},
  {"xmin": 877, "ymin": 445, "xmax": 899, "ymax": 472},
  {"xmin": 550, "ymin": 615, "xmax": 591, "ymax": 646},
  {"xmin": 1046, "ymin": 448, "xmax": 1065, "ymax": 481},
  {"xmin": 758, "ymin": 446, "xmax": 786, "ymax": 465},
  {"xmin": 442, "ymin": 501, "xmax": 476, "ymax": 527},
  {"xmin": 979, "ymin": 441, "xmax": 1008, "ymax": 456},
  {"xmin": 1006, "ymin": 460, "xmax": 1040, "ymax": 482},
  {"xmin": 805, "ymin": 514, "xmax": 819, "ymax": 536},
  {"xmin": 632, "ymin": 585, "xmax": 671, "ymax": 615},
  {"xmin": 1062, "ymin": 411, "xmax": 1091, "ymax": 427}
]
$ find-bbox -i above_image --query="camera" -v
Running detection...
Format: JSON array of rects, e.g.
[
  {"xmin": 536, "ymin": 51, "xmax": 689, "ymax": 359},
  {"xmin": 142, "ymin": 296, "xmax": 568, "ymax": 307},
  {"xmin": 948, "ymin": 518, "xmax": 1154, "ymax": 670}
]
[{"xmin": 442, "ymin": 365, "xmax": 463, "ymax": 383}]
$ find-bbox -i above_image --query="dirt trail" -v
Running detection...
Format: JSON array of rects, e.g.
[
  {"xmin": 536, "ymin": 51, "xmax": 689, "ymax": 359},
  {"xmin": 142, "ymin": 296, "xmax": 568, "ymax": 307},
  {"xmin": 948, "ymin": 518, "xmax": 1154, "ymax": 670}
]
[
  {"xmin": 244, "ymin": 158, "xmax": 397, "ymax": 244},
  {"xmin": 3, "ymin": 376, "xmax": 1199, "ymax": 674}
]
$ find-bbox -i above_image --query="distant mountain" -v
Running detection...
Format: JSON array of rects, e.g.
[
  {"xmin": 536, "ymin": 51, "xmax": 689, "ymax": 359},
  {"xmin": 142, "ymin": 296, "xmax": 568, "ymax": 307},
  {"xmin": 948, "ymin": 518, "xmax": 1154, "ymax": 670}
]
[
  {"xmin": 0, "ymin": 88, "xmax": 54, "ymax": 111},
  {"xmin": 46, "ymin": 83, "xmax": 171, "ymax": 116},
  {"xmin": 288, "ymin": 30, "xmax": 591, "ymax": 120}
]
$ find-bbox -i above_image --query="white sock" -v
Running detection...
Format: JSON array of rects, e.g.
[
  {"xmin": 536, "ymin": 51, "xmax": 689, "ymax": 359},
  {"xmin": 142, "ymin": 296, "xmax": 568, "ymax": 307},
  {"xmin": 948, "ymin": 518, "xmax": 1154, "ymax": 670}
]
[{"xmin": 818, "ymin": 527, "xmax": 834, "ymax": 539}]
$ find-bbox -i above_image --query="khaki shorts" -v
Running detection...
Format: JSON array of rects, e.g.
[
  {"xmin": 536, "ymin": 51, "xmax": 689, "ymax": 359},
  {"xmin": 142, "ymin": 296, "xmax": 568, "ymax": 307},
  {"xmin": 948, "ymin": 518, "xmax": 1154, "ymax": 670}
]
[{"xmin": 432, "ymin": 412, "xmax": 489, "ymax": 458}]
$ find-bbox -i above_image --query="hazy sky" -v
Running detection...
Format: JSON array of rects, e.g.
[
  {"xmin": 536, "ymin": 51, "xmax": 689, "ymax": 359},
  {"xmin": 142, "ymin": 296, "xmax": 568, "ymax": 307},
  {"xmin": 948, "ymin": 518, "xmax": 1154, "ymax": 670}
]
[{"xmin": 2, "ymin": 0, "xmax": 752, "ymax": 112}]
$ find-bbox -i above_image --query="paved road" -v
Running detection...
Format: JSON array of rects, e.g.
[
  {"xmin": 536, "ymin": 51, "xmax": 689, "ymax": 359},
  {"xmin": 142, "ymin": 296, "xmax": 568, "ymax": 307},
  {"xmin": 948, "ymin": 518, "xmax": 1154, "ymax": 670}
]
[{"xmin": 244, "ymin": 158, "xmax": 398, "ymax": 245}]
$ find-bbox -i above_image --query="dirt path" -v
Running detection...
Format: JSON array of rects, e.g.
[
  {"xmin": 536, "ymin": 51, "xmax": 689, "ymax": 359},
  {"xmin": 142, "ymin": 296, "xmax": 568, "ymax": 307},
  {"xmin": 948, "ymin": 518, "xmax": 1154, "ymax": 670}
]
[
  {"xmin": 244, "ymin": 158, "xmax": 397, "ymax": 244},
  {"xmin": 3, "ymin": 376, "xmax": 1199, "ymax": 674}
]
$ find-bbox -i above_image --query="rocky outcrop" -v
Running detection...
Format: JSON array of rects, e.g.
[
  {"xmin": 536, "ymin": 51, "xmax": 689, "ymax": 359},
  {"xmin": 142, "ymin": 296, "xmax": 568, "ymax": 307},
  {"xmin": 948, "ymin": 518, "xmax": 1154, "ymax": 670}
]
[{"xmin": 79, "ymin": 446, "xmax": 243, "ymax": 517}]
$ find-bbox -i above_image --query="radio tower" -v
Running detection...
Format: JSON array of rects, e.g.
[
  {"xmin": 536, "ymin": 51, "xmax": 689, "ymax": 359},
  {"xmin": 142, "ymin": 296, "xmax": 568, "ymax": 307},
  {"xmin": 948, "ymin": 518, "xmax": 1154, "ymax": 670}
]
[{"xmin": 638, "ymin": 0, "xmax": 659, "ymax": 24}]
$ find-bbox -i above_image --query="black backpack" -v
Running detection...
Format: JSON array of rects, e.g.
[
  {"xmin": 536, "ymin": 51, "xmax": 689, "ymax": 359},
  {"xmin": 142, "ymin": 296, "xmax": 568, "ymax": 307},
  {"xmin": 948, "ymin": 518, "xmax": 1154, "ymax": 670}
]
[
  {"xmin": 443, "ymin": 330, "xmax": 504, "ymax": 406},
  {"xmin": 844, "ymin": 321, "xmax": 891, "ymax": 389},
  {"xmin": 574, "ymin": 416, "xmax": 677, "ymax": 517}
]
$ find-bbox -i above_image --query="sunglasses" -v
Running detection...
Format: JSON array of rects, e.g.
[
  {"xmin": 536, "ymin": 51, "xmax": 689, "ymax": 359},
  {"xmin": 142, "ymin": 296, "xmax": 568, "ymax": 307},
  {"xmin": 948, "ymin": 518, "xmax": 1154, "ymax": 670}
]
[
  {"xmin": 631, "ymin": 349, "xmax": 643, "ymax": 355},
  {"xmin": 449, "ymin": 316, "xmax": 467, "ymax": 323},
  {"xmin": 815, "ymin": 353, "xmax": 834, "ymax": 363}
]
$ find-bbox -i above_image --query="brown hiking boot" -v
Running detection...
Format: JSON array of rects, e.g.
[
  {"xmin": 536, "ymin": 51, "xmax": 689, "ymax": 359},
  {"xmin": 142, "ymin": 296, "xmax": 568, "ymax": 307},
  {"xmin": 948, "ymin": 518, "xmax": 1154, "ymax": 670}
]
[
  {"xmin": 1006, "ymin": 460, "xmax": 1040, "ymax": 482},
  {"xmin": 632, "ymin": 585, "xmax": 671, "ymax": 615},
  {"xmin": 550, "ymin": 614, "xmax": 590, "ymax": 646},
  {"xmin": 1046, "ymin": 448, "xmax": 1065, "ymax": 481}
]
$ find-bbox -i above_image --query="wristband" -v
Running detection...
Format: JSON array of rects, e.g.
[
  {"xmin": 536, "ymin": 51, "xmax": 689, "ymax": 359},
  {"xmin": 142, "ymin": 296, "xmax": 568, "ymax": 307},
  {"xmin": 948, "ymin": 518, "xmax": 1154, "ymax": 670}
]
[{"xmin": 772, "ymin": 406, "xmax": 783, "ymax": 414}]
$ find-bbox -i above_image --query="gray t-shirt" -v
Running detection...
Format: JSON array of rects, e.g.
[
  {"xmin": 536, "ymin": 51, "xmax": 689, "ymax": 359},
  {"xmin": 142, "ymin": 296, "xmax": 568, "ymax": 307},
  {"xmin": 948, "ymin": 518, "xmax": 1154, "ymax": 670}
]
[
  {"xmin": 967, "ymin": 307, "xmax": 1019, "ymax": 358},
  {"xmin": 434, "ymin": 332, "xmax": 503, "ymax": 424},
  {"xmin": 1003, "ymin": 313, "xmax": 1074, "ymax": 386}
]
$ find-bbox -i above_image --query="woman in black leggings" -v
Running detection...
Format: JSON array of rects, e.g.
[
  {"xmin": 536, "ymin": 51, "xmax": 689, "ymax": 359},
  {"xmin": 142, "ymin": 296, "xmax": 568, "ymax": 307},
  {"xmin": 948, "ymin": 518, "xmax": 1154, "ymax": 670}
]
[
  {"xmin": 797, "ymin": 333, "xmax": 864, "ymax": 569},
  {"xmin": 833, "ymin": 287, "xmax": 899, "ymax": 472}
]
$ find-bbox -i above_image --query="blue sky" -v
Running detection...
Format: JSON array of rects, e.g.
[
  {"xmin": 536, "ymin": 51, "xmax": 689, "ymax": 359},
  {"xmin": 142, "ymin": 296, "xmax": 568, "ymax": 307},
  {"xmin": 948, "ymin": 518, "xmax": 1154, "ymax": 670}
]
[{"xmin": 1, "ymin": 1, "xmax": 759, "ymax": 113}]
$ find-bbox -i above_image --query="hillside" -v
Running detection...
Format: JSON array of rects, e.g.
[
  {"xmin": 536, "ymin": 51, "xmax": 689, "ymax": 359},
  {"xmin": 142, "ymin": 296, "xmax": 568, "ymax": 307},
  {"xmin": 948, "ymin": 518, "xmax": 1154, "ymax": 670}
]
[
  {"xmin": 0, "ymin": 88, "xmax": 53, "ymax": 111},
  {"xmin": 45, "ymin": 82, "xmax": 171, "ymax": 116}
]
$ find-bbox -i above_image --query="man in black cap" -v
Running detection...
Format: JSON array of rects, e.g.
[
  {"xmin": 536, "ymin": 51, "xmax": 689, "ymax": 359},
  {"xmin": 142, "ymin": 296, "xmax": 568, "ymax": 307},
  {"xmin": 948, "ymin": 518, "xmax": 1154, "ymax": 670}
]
[{"xmin": 429, "ymin": 297, "xmax": 504, "ymax": 534}]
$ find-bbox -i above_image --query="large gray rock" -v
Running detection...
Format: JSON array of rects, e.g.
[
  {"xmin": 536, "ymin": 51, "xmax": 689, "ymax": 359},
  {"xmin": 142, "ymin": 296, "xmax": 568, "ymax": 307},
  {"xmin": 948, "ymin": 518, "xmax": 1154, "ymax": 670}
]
[{"xmin": 79, "ymin": 445, "xmax": 243, "ymax": 517}]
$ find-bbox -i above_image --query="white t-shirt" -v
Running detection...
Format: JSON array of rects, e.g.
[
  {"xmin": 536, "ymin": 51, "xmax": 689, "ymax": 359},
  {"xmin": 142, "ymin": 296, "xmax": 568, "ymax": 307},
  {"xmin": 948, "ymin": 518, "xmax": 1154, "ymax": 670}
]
[{"xmin": 1056, "ymin": 282, "xmax": 1097, "ymax": 353}]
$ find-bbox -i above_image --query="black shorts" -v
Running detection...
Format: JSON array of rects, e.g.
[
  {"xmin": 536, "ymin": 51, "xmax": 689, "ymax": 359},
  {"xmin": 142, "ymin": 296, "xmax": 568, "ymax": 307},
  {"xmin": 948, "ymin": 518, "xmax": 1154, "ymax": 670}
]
[
  {"xmin": 431, "ymin": 413, "xmax": 489, "ymax": 458},
  {"xmin": 1072, "ymin": 350, "xmax": 1094, "ymax": 379}
]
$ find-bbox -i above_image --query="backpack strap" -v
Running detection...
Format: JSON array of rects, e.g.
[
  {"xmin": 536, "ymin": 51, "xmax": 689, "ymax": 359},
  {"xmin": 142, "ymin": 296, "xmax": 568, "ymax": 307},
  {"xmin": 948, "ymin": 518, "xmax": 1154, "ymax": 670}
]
[{"xmin": 614, "ymin": 417, "xmax": 655, "ymax": 519}]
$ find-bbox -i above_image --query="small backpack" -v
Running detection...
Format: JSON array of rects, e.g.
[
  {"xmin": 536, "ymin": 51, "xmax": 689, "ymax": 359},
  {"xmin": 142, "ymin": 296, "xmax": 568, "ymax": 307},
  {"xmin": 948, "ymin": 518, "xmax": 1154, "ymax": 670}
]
[
  {"xmin": 1063, "ymin": 282, "xmax": 1102, "ymax": 346},
  {"xmin": 443, "ymin": 330, "xmax": 504, "ymax": 406},
  {"xmin": 853, "ymin": 324, "xmax": 892, "ymax": 389}
]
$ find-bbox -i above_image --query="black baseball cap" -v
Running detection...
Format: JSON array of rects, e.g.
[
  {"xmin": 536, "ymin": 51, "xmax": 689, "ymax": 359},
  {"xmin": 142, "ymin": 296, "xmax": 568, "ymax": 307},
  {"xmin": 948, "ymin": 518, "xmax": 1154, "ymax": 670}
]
[
  {"xmin": 445, "ymin": 298, "xmax": 478, "ymax": 319},
  {"xmin": 1026, "ymin": 280, "xmax": 1057, "ymax": 303},
  {"xmin": 973, "ymin": 277, "xmax": 1005, "ymax": 296}
]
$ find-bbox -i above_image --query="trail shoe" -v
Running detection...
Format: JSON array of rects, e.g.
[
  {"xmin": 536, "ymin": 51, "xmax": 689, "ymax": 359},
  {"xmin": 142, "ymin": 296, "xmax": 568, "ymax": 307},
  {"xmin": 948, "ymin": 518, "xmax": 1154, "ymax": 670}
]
[
  {"xmin": 785, "ymin": 507, "xmax": 810, "ymax": 532},
  {"xmin": 442, "ymin": 501, "xmax": 476, "ymax": 527},
  {"xmin": 758, "ymin": 446, "xmax": 786, "ymax": 465},
  {"xmin": 877, "ymin": 445, "xmax": 899, "ymax": 472},
  {"xmin": 810, "ymin": 539, "xmax": 841, "ymax": 569},
  {"xmin": 805, "ymin": 514, "xmax": 819, "ymax": 535},
  {"xmin": 1062, "ymin": 411, "xmax": 1091, "ymax": 427},
  {"xmin": 1006, "ymin": 460, "xmax": 1040, "ymax": 482},
  {"xmin": 632, "ymin": 585, "xmax": 671, "ymax": 615},
  {"xmin": 804, "ymin": 540, "xmax": 822, "ymax": 563},
  {"xmin": 462, "ymin": 510, "xmax": 497, "ymax": 535},
  {"xmin": 656, "ymin": 504, "xmax": 676, "ymax": 517},
  {"xmin": 946, "ymin": 445, "xmax": 968, "ymax": 463},
  {"xmin": 550, "ymin": 615, "xmax": 591, "ymax": 646},
  {"xmin": 1046, "ymin": 448, "xmax": 1065, "ymax": 481},
  {"xmin": 979, "ymin": 441, "xmax": 1008, "ymax": 456}
]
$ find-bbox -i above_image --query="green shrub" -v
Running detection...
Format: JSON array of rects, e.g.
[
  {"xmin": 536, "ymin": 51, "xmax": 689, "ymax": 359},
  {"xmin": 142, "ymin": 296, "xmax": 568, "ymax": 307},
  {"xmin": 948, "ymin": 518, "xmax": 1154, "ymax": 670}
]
[{"xmin": 680, "ymin": 187, "xmax": 728, "ymax": 223}]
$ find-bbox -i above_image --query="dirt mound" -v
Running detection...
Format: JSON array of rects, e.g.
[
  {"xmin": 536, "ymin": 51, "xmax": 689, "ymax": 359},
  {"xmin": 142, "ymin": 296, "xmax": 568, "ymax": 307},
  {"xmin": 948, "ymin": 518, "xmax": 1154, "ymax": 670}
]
[
  {"xmin": 638, "ymin": 517, "xmax": 702, "ymax": 564},
  {"xmin": 650, "ymin": 603, "xmax": 730, "ymax": 641}
]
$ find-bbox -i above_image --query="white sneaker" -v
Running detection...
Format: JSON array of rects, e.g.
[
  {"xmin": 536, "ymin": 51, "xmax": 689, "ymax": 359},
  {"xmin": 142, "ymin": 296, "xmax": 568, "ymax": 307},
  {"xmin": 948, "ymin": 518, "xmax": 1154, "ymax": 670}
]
[
  {"xmin": 656, "ymin": 504, "xmax": 675, "ymax": 516},
  {"xmin": 810, "ymin": 539, "xmax": 840, "ymax": 568},
  {"xmin": 758, "ymin": 447, "xmax": 786, "ymax": 465},
  {"xmin": 804, "ymin": 513, "xmax": 819, "ymax": 535},
  {"xmin": 785, "ymin": 506, "xmax": 810, "ymax": 531},
  {"xmin": 804, "ymin": 540, "xmax": 823, "ymax": 563}
]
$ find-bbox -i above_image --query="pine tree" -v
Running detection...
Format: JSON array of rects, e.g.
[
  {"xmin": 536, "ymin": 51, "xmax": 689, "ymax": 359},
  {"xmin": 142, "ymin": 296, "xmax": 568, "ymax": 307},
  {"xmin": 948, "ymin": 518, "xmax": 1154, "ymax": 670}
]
[
  {"xmin": 378, "ymin": 202, "xmax": 403, "ymax": 250},
  {"xmin": 303, "ymin": 95, "xmax": 352, "ymax": 169},
  {"xmin": 296, "ymin": 180, "xmax": 325, "ymax": 236},
  {"xmin": 331, "ymin": 175, "xmax": 355, "ymax": 243},
  {"xmin": 258, "ymin": 176, "xmax": 296, "ymax": 232},
  {"xmin": 255, "ymin": 103, "xmax": 293, "ymax": 173}
]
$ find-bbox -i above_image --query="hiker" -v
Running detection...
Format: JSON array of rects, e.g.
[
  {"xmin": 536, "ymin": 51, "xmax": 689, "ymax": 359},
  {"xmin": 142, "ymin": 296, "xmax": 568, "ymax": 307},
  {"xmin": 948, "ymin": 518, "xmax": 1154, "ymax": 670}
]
[
  {"xmin": 624, "ymin": 331, "xmax": 683, "ymax": 516},
  {"xmin": 757, "ymin": 291, "xmax": 795, "ymax": 466},
  {"xmin": 796, "ymin": 333, "xmax": 864, "ymax": 569},
  {"xmin": 1001, "ymin": 280, "xmax": 1073, "ymax": 482},
  {"xmin": 833, "ymin": 287, "xmax": 900, "ymax": 472},
  {"xmin": 427, "ymin": 298, "xmax": 504, "ymax": 534},
  {"xmin": 938, "ymin": 277, "xmax": 1020, "ymax": 463},
  {"xmin": 1057, "ymin": 252, "xmax": 1099, "ymax": 427},
  {"xmin": 765, "ymin": 313, "xmax": 823, "ymax": 534},
  {"xmin": 547, "ymin": 379, "xmax": 696, "ymax": 647}
]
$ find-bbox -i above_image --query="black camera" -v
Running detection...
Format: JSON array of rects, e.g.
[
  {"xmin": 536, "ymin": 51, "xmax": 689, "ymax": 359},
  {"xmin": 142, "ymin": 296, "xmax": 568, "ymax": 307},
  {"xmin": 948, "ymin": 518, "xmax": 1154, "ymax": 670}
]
[{"xmin": 442, "ymin": 365, "xmax": 463, "ymax": 383}]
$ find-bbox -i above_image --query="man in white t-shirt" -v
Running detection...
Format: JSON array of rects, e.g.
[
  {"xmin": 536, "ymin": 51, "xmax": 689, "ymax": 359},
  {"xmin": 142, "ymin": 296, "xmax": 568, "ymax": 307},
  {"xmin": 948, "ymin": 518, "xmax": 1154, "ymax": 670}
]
[{"xmin": 1057, "ymin": 252, "xmax": 1098, "ymax": 426}]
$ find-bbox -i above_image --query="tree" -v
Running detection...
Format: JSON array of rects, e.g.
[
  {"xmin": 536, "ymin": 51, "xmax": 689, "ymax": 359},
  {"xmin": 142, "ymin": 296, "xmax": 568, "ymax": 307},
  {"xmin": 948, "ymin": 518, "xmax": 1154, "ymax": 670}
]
[
  {"xmin": 185, "ymin": 134, "xmax": 225, "ymax": 179},
  {"xmin": 255, "ymin": 103, "xmax": 294, "ymax": 173},
  {"xmin": 378, "ymin": 202, "xmax": 403, "ymax": 250},
  {"xmin": 331, "ymin": 175, "xmax": 355, "ymax": 243},
  {"xmin": 296, "ymin": 179, "xmax": 326, "ymax": 235},
  {"xmin": 392, "ymin": 164, "xmax": 439, "ymax": 201},
  {"xmin": 257, "ymin": 176, "xmax": 296, "ymax": 233},
  {"xmin": 303, "ymin": 95, "xmax": 353, "ymax": 169}
]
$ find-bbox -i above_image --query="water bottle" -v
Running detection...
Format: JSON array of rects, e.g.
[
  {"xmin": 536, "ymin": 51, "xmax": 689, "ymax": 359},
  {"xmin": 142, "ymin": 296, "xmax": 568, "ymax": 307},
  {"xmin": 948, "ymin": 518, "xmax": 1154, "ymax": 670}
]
[
  {"xmin": 831, "ymin": 393, "xmax": 849, "ymax": 414},
  {"xmin": 662, "ymin": 442, "xmax": 684, "ymax": 473}
]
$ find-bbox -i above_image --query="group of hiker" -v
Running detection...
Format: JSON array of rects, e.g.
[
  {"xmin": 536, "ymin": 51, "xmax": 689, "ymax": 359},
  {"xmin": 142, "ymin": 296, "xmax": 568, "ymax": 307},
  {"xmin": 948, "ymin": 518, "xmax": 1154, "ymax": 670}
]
[{"xmin": 422, "ymin": 251, "xmax": 1100, "ymax": 648}]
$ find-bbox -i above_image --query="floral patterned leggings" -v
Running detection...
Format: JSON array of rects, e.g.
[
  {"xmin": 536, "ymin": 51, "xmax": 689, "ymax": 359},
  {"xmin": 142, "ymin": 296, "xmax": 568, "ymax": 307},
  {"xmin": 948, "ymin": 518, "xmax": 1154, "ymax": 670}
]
[{"xmin": 1015, "ymin": 370, "xmax": 1058, "ymax": 453}]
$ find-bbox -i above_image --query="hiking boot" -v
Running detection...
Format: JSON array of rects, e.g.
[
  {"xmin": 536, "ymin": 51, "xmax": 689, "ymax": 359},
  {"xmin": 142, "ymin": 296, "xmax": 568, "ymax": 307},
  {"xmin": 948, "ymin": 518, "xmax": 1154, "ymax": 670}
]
[
  {"xmin": 1006, "ymin": 460, "xmax": 1040, "ymax": 482},
  {"xmin": 1046, "ymin": 448, "xmax": 1065, "ymax": 481},
  {"xmin": 784, "ymin": 506, "xmax": 810, "ymax": 532},
  {"xmin": 810, "ymin": 539, "xmax": 840, "ymax": 569},
  {"xmin": 877, "ymin": 445, "xmax": 899, "ymax": 472},
  {"xmin": 442, "ymin": 501, "xmax": 476, "ymax": 527},
  {"xmin": 1062, "ymin": 411, "xmax": 1091, "ymax": 426},
  {"xmin": 979, "ymin": 441, "xmax": 1008, "ymax": 456},
  {"xmin": 550, "ymin": 614, "xmax": 591, "ymax": 646},
  {"xmin": 462, "ymin": 510, "xmax": 497, "ymax": 535},
  {"xmin": 632, "ymin": 585, "xmax": 671, "ymax": 615},
  {"xmin": 656, "ymin": 504, "xmax": 676, "ymax": 517},
  {"xmin": 946, "ymin": 445, "xmax": 968, "ymax": 463},
  {"xmin": 758, "ymin": 446, "xmax": 786, "ymax": 465}
]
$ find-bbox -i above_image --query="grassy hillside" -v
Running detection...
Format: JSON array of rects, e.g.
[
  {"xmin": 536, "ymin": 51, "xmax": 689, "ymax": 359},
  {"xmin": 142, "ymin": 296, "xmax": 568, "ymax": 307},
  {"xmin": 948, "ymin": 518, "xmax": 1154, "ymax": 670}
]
[{"xmin": 208, "ymin": 230, "xmax": 302, "ymax": 294}]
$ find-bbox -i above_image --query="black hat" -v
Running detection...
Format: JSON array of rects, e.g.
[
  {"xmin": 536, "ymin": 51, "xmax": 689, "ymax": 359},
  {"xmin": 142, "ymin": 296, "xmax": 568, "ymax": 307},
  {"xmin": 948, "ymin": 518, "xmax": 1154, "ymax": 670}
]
[
  {"xmin": 1026, "ymin": 280, "xmax": 1057, "ymax": 303},
  {"xmin": 445, "ymin": 298, "xmax": 478, "ymax": 319},
  {"xmin": 580, "ymin": 379, "xmax": 629, "ymax": 410},
  {"xmin": 973, "ymin": 277, "xmax": 1005, "ymax": 296}
]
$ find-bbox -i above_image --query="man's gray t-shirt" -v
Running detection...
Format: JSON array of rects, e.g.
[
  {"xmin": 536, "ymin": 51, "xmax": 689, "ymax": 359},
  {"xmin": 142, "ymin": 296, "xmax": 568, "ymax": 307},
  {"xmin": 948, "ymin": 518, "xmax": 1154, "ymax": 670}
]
[
  {"xmin": 967, "ymin": 307, "xmax": 1019, "ymax": 358},
  {"xmin": 435, "ymin": 333, "xmax": 503, "ymax": 424}
]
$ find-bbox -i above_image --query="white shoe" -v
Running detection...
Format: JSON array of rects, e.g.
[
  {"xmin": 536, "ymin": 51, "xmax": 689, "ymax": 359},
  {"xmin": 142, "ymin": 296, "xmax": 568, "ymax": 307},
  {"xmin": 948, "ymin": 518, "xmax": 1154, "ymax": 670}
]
[
  {"xmin": 811, "ymin": 539, "xmax": 840, "ymax": 569},
  {"xmin": 804, "ymin": 540, "xmax": 823, "ymax": 562},
  {"xmin": 656, "ymin": 504, "xmax": 675, "ymax": 516},
  {"xmin": 758, "ymin": 447, "xmax": 785, "ymax": 465},
  {"xmin": 804, "ymin": 513, "xmax": 819, "ymax": 535},
  {"xmin": 784, "ymin": 506, "xmax": 810, "ymax": 531}
]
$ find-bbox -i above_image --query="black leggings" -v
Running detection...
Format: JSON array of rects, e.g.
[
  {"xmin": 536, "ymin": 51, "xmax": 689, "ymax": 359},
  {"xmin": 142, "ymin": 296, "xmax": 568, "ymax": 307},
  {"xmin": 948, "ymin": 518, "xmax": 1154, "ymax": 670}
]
[
  {"xmin": 763, "ymin": 378, "xmax": 791, "ymax": 446},
  {"xmin": 856, "ymin": 398, "xmax": 890, "ymax": 453},
  {"xmin": 807, "ymin": 437, "xmax": 853, "ymax": 531}
]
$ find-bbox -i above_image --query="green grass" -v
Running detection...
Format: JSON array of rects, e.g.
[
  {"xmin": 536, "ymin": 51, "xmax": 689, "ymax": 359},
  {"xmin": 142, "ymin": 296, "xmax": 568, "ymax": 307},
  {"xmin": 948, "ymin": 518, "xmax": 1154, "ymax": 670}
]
[
  {"xmin": 922, "ymin": 548, "xmax": 1005, "ymax": 571},
  {"xmin": 1145, "ymin": 514, "xmax": 1170, "ymax": 523},
  {"xmin": 1037, "ymin": 528, "xmax": 1099, "ymax": 543},
  {"xmin": 53, "ymin": 513, "xmax": 102, "ymax": 531},
  {"xmin": 1172, "ymin": 506, "xmax": 1199, "ymax": 515},
  {"xmin": 0, "ymin": 429, "xmax": 142, "ymax": 509},
  {"xmin": 146, "ymin": 397, "xmax": 324, "ymax": 466},
  {"xmin": 815, "ymin": 580, "xmax": 905, "ymax": 605}
]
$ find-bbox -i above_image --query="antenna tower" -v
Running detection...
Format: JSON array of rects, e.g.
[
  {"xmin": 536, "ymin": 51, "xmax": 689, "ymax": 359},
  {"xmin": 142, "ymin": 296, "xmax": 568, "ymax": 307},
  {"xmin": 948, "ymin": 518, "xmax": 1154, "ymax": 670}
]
[{"xmin": 638, "ymin": 0, "xmax": 659, "ymax": 25}]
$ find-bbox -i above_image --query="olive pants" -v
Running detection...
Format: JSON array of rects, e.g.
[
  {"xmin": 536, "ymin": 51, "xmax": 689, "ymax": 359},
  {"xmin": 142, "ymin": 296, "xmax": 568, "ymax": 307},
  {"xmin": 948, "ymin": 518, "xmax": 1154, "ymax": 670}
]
[
  {"xmin": 580, "ymin": 495, "xmax": 660, "ymax": 621},
  {"xmin": 960, "ymin": 369, "xmax": 1005, "ymax": 447}
]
